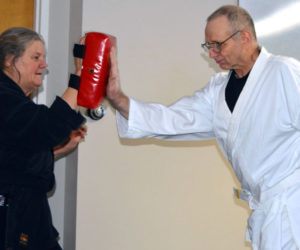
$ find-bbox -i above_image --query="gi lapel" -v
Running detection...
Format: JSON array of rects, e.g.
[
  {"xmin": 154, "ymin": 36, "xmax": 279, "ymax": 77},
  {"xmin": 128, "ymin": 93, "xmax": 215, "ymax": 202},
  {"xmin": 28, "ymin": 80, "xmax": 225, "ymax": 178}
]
[{"xmin": 225, "ymin": 48, "xmax": 271, "ymax": 162}]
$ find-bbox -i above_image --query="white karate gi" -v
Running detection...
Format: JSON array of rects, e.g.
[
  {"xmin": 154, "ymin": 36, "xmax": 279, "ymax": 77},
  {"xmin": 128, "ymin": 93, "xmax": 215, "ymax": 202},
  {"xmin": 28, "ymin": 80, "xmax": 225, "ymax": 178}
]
[{"xmin": 116, "ymin": 47, "xmax": 300, "ymax": 249}]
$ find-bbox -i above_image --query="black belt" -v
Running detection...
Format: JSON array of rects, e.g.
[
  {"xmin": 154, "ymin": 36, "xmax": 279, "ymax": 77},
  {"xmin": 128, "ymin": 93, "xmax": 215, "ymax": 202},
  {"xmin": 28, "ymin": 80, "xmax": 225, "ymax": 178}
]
[{"xmin": 0, "ymin": 170, "xmax": 53, "ymax": 193}]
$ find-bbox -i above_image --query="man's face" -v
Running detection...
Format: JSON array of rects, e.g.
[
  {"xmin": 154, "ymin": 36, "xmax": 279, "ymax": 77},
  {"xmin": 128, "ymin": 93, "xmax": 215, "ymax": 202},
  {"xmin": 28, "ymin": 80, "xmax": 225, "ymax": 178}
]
[{"xmin": 204, "ymin": 16, "xmax": 242, "ymax": 70}]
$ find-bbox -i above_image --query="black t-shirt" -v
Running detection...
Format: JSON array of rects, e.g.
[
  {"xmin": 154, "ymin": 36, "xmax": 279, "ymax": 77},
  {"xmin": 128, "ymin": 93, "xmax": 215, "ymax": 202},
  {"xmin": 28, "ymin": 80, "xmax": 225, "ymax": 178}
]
[{"xmin": 225, "ymin": 70, "xmax": 249, "ymax": 112}]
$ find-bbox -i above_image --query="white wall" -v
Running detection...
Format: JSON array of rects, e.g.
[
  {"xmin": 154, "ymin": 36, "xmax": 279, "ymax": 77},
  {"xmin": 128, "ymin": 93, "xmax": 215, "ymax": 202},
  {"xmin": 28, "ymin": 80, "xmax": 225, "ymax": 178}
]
[{"xmin": 77, "ymin": 0, "xmax": 251, "ymax": 250}]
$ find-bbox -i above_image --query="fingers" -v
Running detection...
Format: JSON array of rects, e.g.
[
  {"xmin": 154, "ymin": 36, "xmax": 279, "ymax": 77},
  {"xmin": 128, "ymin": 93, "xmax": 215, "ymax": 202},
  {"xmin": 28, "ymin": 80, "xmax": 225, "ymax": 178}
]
[
  {"xmin": 79, "ymin": 125, "xmax": 87, "ymax": 133},
  {"xmin": 71, "ymin": 126, "xmax": 87, "ymax": 140},
  {"xmin": 109, "ymin": 35, "xmax": 117, "ymax": 48},
  {"xmin": 109, "ymin": 47, "xmax": 120, "ymax": 83},
  {"xmin": 109, "ymin": 47, "xmax": 118, "ymax": 72},
  {"xmin": 79, "ymin": 35, "xmax": 86, "ymax": 44}
]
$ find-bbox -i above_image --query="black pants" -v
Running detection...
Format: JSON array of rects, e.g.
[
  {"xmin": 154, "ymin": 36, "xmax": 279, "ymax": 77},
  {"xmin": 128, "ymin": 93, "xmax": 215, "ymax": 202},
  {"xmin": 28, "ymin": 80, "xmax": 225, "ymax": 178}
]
[
  {"xmin": 48, "ymin": 243, "xmax": 63, "ymax": 250},
  {"xmin": 0, "ymin": 194, "xmax": 62, "ymax": 250}
]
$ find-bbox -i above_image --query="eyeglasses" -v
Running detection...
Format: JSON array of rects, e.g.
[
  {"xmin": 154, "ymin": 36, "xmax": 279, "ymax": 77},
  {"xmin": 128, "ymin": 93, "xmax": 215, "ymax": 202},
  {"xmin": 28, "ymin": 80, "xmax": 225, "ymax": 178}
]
[{"xmin": 201, "ymin": 30, "xmax": 241, "ymax": 53}]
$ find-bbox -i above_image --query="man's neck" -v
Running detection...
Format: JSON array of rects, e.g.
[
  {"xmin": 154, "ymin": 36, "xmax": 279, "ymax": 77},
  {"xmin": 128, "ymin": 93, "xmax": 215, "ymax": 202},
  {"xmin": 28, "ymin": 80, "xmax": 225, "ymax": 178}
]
[{"xmin": 234, "ymin": 46, "xmax": 260, "ymax": 78}]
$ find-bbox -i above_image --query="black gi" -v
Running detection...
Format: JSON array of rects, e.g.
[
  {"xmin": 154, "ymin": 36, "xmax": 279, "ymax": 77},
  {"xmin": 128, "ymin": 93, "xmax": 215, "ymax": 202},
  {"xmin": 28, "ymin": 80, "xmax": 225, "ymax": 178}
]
[{"xmin": 0, "ymin": 71, "xmax": 85, "ymax": 250}]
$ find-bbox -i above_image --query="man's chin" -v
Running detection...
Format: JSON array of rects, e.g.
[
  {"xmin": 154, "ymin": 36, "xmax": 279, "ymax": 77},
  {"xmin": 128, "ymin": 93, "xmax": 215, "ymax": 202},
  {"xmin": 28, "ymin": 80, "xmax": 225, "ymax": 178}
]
[{"xmin": 218, "ymin": 64, "xmax": 230, "ymax": 70}]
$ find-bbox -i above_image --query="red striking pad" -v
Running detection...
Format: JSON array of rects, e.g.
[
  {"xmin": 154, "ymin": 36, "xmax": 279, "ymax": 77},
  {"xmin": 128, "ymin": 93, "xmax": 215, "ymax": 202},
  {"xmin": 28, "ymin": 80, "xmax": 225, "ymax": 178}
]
[{"xmin": 77, "ymin": 32, "xmax": 115, "ymax": 109}]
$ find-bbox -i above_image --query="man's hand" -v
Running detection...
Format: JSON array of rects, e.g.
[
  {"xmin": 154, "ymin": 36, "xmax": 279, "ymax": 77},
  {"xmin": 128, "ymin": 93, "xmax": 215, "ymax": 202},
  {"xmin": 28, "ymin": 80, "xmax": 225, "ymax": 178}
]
[{"xmin": 106, "ymin": 46, "xmax": 130, "ymax": 119}]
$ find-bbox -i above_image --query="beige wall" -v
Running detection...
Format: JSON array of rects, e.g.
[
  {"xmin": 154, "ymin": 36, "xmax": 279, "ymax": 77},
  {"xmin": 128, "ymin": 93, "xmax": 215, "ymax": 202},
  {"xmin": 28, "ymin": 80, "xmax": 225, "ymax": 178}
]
[{"xmin": 77, "ymin": 0, "xmax": 252, "ymax": 249}]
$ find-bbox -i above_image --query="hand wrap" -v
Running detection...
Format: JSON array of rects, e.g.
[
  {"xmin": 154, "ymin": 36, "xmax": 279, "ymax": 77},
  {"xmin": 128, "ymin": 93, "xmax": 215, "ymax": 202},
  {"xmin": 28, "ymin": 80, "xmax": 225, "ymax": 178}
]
[{"xmin": 68, "ymin": 74, "xmax": 81, "ymax": 90}]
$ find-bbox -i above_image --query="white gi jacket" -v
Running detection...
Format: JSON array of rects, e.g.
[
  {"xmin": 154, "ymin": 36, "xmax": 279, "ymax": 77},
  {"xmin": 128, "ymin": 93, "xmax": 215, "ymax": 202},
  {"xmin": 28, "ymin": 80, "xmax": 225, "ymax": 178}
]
[{"xmin": 116, "ymin": 48, "xmax": 300, "ymax": 249}]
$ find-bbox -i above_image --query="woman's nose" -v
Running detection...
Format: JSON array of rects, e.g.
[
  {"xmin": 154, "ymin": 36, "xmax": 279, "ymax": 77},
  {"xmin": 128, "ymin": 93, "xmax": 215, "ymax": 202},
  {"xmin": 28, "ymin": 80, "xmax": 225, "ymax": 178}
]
[{"xmin": 41, "ymin": 60, "xmax": 48, "ymax": 68}]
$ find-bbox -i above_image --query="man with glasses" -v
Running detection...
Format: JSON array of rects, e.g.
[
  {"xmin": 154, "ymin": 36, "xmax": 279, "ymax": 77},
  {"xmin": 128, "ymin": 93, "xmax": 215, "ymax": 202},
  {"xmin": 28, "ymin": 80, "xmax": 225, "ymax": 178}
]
[{"xmin": 106, "ymin": 5, "xmax": 300, "ymax": 250}]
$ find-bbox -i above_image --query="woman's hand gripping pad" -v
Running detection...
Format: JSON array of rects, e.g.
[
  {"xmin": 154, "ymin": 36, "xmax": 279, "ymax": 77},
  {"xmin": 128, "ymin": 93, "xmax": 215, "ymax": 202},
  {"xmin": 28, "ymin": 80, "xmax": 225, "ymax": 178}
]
[{"xmin": 77, "ymin": 32, "xmax": 116, "ymax": 109}]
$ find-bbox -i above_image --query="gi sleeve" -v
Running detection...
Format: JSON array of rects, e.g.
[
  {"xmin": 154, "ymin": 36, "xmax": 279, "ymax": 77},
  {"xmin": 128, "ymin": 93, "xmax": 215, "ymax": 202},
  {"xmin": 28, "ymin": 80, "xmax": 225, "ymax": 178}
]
[
  {"xmin": 116, "ymin": 82, "xmax": 216, "ymax": 140},
  {"xmin": 0, "ymin": 93, "xmax": 85, "ymax": 150}
]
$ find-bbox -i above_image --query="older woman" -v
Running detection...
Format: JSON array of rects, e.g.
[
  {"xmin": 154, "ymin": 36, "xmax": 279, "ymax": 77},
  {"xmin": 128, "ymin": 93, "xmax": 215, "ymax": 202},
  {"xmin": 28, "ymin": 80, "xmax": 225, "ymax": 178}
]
[{"xmin": 0, "ymin": 27, "xmax": 86, "ymax": 250}]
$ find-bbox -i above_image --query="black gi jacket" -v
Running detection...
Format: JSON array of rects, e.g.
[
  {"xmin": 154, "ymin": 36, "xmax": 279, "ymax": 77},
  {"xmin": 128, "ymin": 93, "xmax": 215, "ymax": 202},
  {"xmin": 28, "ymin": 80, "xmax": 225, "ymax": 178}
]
[{"xmin": 0, "ymin": 71, "xmax": 85, "ymax": 249}]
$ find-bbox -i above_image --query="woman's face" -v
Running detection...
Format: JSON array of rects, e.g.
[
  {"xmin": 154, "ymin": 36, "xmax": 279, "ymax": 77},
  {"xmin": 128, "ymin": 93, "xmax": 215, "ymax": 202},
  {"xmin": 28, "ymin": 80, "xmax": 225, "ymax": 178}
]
[{"xmin": 12, "ymin": 40, "xmax": 48, "ymax": 95}]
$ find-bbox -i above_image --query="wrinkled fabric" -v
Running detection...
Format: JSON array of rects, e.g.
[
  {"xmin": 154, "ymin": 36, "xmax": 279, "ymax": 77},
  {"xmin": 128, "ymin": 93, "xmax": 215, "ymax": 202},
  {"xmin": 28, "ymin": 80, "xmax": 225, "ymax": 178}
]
[
  {"xmin": 247, "ymin": 183, "xmax": 300, "ymax": 250},
  {"xmin": 4, "ymin": 187, "xmax": 59, "ymax": 249},
  {"xmin": 116, "ymin": 47, "xmax": 300, "ymax": 249},
  {"xmin": 0, "ymin": 71, "xmax": 85, "ymax": 249}
]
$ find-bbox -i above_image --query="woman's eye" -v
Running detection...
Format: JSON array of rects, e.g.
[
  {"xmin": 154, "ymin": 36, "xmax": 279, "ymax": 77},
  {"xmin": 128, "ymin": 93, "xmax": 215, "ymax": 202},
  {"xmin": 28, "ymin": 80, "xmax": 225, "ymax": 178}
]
[{"xmin": 32, "ymin": 55, "xmax": 40, "ymax": 60}]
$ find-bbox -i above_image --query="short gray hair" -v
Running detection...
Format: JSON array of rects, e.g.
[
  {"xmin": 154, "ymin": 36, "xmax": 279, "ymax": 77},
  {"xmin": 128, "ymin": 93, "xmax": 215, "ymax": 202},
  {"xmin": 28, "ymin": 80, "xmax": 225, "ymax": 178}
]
[
  {"xmin": 0, "ymin": 27, "xmax": 44, "ymax": 71},
  {"xmin": 207, "ymin": 5, "xmax": 257, "ymax": 41}
]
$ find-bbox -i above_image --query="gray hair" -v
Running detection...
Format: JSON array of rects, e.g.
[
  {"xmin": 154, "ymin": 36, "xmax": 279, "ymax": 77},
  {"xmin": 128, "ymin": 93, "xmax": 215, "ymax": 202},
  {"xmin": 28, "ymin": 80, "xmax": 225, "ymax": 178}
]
[
  {"xmin": 0, "ymin": 27, "xmax": 44, "ymax": 71},
  {"xmin": 207, "ymin": 5, "xmax": 257, "ymax": 41}
]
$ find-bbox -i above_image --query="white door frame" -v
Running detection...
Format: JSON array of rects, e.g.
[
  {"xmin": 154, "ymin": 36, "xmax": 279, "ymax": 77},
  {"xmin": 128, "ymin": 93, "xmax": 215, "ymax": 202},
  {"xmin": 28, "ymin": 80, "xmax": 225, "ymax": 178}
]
[{"xmin": 33, "ymin": 0, "xmax": 49, "ymax": 105}]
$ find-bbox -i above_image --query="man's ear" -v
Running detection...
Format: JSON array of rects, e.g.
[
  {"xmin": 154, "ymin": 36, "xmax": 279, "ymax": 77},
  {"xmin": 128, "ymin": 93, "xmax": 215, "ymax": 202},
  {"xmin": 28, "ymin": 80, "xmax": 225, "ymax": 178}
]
[{"xmin": 240, "ymin": 30, "xmax": 253, "ymax": 44}]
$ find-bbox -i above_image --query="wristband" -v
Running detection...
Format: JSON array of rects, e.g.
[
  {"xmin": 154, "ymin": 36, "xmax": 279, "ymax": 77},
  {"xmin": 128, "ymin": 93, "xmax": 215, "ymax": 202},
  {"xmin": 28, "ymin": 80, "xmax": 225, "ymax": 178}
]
[
  {"xmin": 73, "ymin": 44, "xmax": 86, "ymax": 58},
  {"xmin": 68, "ymin": 74, "xmax": 81, "ymax": 90}
]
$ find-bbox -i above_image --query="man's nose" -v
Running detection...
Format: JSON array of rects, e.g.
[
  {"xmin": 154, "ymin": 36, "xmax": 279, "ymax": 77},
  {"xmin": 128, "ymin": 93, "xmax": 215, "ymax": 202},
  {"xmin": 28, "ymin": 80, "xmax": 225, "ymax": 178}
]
[{"xmin": 208, "ymin": 49, "xmax": 218, "ymax": 58}]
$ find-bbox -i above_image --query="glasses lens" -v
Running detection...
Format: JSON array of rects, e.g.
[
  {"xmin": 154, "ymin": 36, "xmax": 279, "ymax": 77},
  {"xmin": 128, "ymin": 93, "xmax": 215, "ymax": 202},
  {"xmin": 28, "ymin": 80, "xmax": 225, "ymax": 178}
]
[
  {"xmin": 212, "ymin": 44, "xmax": 221, "ymax": 53},
  {"xmin": 202, "ymin": 43, "xmax": 220, "ymax": 53},
  {"xmin": 201, "ymin": 43, "xmax": 208, "ymax": 52}
]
